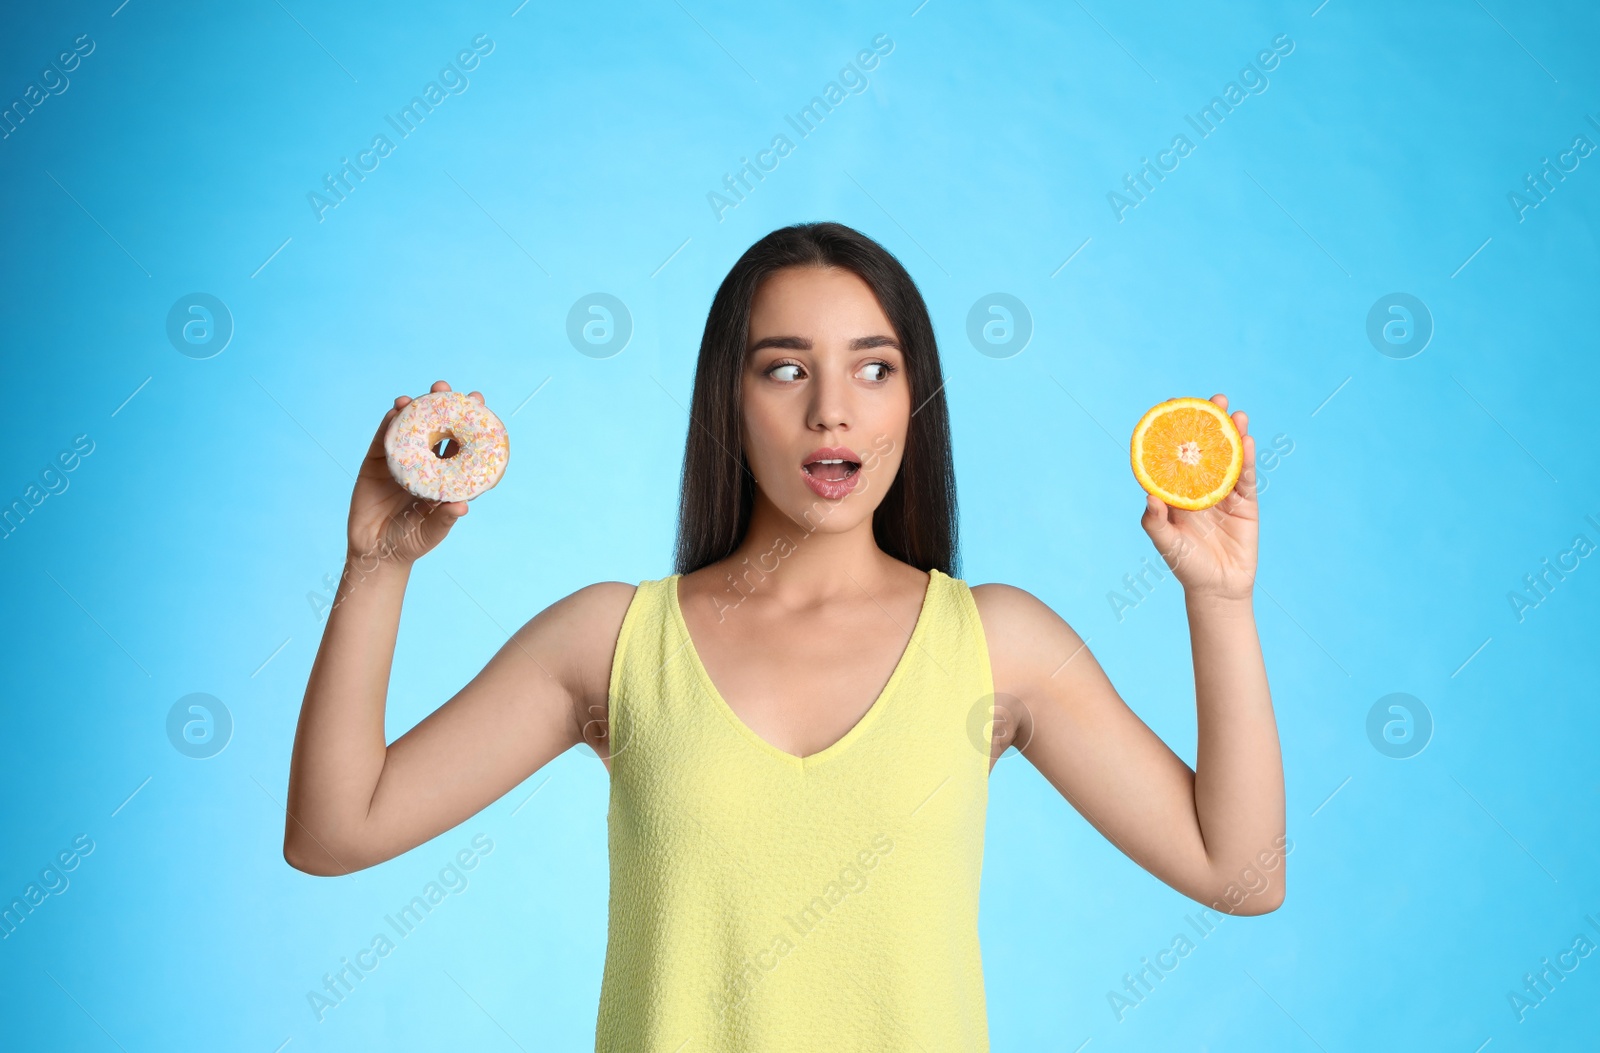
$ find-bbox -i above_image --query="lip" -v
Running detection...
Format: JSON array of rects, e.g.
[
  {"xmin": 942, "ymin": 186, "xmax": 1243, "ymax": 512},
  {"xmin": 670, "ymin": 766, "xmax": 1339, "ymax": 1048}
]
[
  {"xmin": 799, "ymin": 444, "xmax": 862, "ymax": 500},
  {"xmin": 802, "ymin": 445, "xmax": 861, "ymax": 465}
]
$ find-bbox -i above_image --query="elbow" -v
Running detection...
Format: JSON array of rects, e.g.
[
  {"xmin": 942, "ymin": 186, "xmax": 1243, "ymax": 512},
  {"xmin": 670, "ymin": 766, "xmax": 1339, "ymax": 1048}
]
[
  {"xmin": 1195, "ymin": 862, "xmax": 1287, "ymax": 915},
  {"xmin": 283, "ymin": 836, "xmax": 332, "ymax": 876},
  {"xmin": 281, "ymin": 795, "xmax": 376, "ymax": 875},
  {"xmin": 283, "ymin": 830, "xmax": 362, "ymax": 877},
  {"xmin": 1201, "ymin": 834, "xmax": 1291, "ymax": 915},
  {"xmin": 1233, "ymin": 886, "xmax": 1285, "ymax": 915},
  {"xmin": 1205, "ymin": 881, "xmax": 1285, "ymax": 916}
]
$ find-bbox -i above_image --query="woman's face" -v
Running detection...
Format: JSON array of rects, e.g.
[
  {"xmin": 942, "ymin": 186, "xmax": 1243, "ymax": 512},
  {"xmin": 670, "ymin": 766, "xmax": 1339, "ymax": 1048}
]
[{"xmin": 740, "ymin": 264, "xmax": 911, "ymax": 532}]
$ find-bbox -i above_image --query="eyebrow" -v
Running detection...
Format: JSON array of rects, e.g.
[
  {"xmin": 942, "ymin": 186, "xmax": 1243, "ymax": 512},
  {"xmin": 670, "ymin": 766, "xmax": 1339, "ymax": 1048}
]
[{"xmin": 748, "ymin": 334, "xmax": 901, "ymax": 353}]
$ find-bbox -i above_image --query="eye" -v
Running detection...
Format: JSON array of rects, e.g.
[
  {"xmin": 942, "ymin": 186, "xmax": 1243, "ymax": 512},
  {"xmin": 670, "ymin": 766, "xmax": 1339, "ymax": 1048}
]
[
  {"xmin": 859, "ymin": 360, "xmax": 898, "ymax": 382},
  {"xmin": 766, "ymin": 360, "xmax": 805, "ymax": 382}
]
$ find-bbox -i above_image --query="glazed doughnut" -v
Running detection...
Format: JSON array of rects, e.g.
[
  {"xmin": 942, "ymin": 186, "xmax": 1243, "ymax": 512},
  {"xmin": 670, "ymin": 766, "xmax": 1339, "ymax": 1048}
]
[{"xmin": 384, "ymin": 390, "xmax": 510, "ymax": 502}]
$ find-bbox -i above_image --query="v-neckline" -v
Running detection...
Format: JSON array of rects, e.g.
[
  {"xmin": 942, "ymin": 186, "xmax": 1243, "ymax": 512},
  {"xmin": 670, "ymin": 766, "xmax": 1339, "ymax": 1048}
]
[{"xmin": 667, "ymin": 569, "xmax": 941, "ymax": 771}]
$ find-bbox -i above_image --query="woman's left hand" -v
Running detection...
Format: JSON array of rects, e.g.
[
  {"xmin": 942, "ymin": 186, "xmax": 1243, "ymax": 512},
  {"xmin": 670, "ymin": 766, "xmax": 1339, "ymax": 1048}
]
[{"xmin": 1140, "ymin": 393, "xmax": 1258, "ymax": 602}]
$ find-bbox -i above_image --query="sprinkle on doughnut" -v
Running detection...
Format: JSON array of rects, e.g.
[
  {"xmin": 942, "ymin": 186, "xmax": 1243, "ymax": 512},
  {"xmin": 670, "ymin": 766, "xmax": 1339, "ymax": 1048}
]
[{"xmin": 384, "ymin": 390, "xmax": 510, "ymax": 502}]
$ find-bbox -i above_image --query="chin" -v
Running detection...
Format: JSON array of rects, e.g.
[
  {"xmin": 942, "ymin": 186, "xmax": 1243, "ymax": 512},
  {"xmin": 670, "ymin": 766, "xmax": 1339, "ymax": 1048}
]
[{"xmin": 782, "ymin": 487, "xmax": 876, "ymax": 533}]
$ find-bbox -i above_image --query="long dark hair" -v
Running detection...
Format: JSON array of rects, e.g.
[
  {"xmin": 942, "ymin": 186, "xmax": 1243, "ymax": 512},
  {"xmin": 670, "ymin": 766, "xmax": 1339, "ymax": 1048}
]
[{"xmin": 672, "ymin": 221, "xmax": 959, "ymax": 579}]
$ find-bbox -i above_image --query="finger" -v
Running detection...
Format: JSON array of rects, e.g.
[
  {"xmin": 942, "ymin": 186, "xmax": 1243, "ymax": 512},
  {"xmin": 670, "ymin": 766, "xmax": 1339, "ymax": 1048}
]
[
  {"xmin": 405, "ymin": 500, "xmax": 460, "ymax": 547},
  {"xmin": 365, "ymin": 406, "xmax": 401, "ymax": 459},
  {"xmin": 1212, "ymin": 393, "xmax": 1228, "ymax": 412},
  {"xmin": 431, "ymin": 380, "xmax": 452, "ymax": 394},
  {"xmin": 401, "ymin": 497, "xmax": 434, "ymax": 518},
  {"xmin": 1141, "ymin": 492, "xmax": 1181, "ymax": 559},
  {"xmin": 1236, "ymin": 432, "xmax": 1258, "ymax": 501},
  {"xmin": 1233, "ymin": 409, "xmax": 1248, "ymax": 438},
  {"xmin": 418, "ymin": 498, "xmax": 465, "ymax": 518},
  {"xmin": 468, "ymin": 390, "xmax": 484, "ymax": 404}
]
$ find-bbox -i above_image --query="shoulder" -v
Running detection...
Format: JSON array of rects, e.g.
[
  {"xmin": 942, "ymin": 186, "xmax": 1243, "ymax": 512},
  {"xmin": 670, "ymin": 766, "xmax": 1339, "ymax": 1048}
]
[
  {"xmin": 967, "ymin": 581, "xmax": 1073, "ymax": 638},
  {"xmin": 516, "ymin": 580, "xmax": 640, "ymax": 714},
  {"xmin": 966, "ymin": 581, "xmax": 1087, "ymax": 692},
  {"xmin": 566, "ymin": 578, "xmax": 642, "ymax": 612},
  {"xmin": 532, "ymin": 580, "xmax": 640, "ymax": 637}
]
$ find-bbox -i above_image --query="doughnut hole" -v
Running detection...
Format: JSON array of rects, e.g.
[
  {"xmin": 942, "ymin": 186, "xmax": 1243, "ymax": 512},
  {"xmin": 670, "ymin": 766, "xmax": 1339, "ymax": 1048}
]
[{"xmin": 428, "ymin": 430, "xmax": 462, "ymax": 459}]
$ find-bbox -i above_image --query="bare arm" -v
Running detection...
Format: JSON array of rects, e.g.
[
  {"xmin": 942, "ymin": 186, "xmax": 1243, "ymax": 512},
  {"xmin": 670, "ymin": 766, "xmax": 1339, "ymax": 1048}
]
[
  {"xmin": 282, "ymin": 380, "xmax": 631, "ymax": 876},
  {"xmin": 976, "ymin": 393, "xmax": 1286, "ymax": 914}
]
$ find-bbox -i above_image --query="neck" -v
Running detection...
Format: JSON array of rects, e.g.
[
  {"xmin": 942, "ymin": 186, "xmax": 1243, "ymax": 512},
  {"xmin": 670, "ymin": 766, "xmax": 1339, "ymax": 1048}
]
[{"xmin": 715, "ymin": 488, "xmax": 898, "ymax": 605}]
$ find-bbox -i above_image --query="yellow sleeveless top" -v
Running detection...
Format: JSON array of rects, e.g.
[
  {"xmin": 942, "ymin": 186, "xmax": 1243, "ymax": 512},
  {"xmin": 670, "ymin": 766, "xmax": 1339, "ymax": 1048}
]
[{"xmin": 594, "ymin": 568, "xmax": 993, "ymax": 1052}]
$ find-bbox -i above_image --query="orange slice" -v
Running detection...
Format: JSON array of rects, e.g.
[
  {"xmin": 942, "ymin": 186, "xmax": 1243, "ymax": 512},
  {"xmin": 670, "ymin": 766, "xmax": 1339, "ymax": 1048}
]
[{"xmin": 1130, "ymin": 397, "xmax": 1243, "ymax": 510}]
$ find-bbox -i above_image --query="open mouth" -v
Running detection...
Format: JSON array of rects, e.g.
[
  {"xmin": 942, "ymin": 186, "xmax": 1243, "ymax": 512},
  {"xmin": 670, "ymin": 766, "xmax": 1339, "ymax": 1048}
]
[{"xmin": 802, "ymin": 457, "xmax": 861, "ymax": 481}]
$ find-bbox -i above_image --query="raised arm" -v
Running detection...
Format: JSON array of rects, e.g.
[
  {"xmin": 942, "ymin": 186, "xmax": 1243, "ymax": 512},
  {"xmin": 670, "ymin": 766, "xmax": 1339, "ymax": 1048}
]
[
  {"xmin": 282, "ymin": 380, "xmax": 632, "ymax": 876},
  {"xmin": 975, "ymin": 393, "xmax": 1285, "ymax": 914}
]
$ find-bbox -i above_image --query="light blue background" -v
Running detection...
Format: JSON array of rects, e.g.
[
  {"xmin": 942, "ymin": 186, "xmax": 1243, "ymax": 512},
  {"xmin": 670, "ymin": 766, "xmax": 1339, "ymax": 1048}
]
[{"xmin": 3, "ymin": 0, "xmax": 1597, "ymax": 1049}]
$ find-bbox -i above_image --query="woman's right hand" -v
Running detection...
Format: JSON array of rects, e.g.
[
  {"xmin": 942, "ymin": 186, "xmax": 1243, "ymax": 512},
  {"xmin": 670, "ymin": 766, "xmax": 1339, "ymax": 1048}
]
[{"xmin": 346, "ymin": 380, "xmax": 485, "ymax": 568}]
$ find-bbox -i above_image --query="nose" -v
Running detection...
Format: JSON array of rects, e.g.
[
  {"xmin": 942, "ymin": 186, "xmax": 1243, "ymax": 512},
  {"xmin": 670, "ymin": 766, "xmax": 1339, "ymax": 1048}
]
[{"xmin": 808, "ymin": 369, "xmax": 850, "ymax": 433}]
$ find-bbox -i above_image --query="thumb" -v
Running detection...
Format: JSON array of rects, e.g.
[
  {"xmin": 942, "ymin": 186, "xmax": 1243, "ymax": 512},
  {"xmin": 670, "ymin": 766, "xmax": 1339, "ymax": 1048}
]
[
  {"xmin": 428, "ymin": 501, "xmax": 469, "ymax": 537},
  {"xmin": 410, "ymin": 499, "xmax": 469, "ymax": 550},
  {"xmin": 1140, "ymin": 493, "xmax": 1183, "ymax": 563}
]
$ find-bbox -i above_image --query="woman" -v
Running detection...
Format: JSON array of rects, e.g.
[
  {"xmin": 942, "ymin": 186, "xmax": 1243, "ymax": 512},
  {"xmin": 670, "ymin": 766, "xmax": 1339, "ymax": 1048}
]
[{"xmin": 284, "ymin": 221, "xmax": 1284, "ymax": 1051}]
